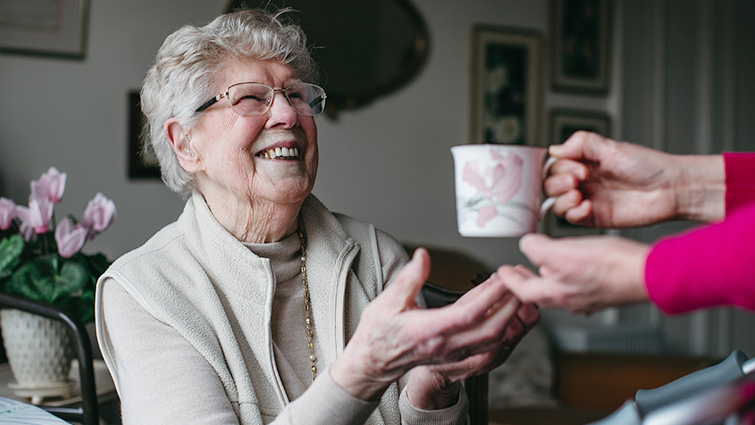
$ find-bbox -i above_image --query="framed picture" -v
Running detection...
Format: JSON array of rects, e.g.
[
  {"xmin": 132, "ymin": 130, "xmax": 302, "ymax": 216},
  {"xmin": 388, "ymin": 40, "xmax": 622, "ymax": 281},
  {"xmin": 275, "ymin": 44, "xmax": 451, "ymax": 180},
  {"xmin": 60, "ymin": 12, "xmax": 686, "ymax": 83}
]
[
  {"xmin": 550, "ymin": 0, "xmax": 612, "ymax": 94},
  {"xmin": 549, "ymin": 109, "xmax": 611, "ymax": 146},
  {"xmin": 0, "ymin": 0, "xmax": 90, "ymax": 59},
  {"xmin": 544, "ymin": 109, "xmax": 611, "ymax": 237},
  {"xmin": 128, "ymin": 90, "xmax": 161, "ymax": 180},
  {"xmin": 469, "ymin": 25, "xmax": 542, "ymax": 146}
]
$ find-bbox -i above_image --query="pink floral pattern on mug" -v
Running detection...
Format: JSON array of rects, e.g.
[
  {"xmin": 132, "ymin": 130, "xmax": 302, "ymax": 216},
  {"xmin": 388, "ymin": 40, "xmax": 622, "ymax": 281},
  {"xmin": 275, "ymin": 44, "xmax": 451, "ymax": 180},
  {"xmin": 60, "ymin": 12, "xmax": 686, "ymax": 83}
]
[{"xmin": 460, "ymin": 150, "xmax": 526, "ymax": 228}]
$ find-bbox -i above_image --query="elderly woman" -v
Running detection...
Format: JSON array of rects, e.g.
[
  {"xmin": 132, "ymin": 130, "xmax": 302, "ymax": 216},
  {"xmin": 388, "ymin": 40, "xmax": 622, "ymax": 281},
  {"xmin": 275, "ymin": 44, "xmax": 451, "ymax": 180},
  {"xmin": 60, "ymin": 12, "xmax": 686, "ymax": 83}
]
[{"xmin": 95, "ymin": 8, "xmax": 538, "ymax": 425}]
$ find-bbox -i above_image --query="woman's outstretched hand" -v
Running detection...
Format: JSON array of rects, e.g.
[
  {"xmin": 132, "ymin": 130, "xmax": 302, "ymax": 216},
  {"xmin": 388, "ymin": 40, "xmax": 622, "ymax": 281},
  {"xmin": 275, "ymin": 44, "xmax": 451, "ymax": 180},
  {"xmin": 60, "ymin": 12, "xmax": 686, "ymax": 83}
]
[{"xmin": 330, "ymin": 248, "xmax": 538, "ymax": 408}]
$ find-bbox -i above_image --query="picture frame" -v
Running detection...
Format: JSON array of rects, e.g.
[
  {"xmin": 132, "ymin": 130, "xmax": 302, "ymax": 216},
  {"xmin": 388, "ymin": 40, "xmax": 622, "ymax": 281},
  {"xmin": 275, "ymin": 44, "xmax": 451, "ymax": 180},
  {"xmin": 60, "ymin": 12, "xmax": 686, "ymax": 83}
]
[
  {"xmin": 544, "ymin": 109, "xmax": 611, "ymax": 237},
  {"xmin": 0, "ymin": 0, "xmax": 90, "ymax": 59},
  {"xmin": 550, "ymin": 0, "xmax": 612, "ymax": 94},
  {"xmin": 549, "ymin": 108, "xmax": 611, "ymax": 147},
  {"xmin": 127, "ymin": 90, "xmax": 161, "ymax": 180},
  {"xmin": 469, "ymin": 25, "xmax": 542, "ymax": 146}
]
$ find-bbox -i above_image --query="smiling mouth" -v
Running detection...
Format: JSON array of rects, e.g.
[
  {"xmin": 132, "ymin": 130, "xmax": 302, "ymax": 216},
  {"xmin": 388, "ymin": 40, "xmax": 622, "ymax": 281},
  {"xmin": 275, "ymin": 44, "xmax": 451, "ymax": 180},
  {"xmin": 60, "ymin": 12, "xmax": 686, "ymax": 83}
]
[{"xmin": 257, "ymin": 146, "xmax": 300, "ymax": 160}]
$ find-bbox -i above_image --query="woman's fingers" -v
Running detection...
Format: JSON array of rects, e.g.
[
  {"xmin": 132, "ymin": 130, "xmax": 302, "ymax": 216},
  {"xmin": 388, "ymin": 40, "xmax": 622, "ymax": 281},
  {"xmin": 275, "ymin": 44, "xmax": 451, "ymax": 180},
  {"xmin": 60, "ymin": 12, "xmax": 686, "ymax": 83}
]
[
  {"xmin": 426, "ymin": 290, "xmax": 522, "ymax": 362},
  {"xmin": 376, "ymin": 247, "xmax": 431, "ymax": 311}
]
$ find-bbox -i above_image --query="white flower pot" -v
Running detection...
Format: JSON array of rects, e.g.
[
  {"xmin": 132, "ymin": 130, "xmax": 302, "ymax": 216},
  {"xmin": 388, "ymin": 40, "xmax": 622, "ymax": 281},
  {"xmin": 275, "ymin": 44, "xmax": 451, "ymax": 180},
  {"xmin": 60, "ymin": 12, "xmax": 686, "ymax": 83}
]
[{"xmin": 0, "ymin": 308, "xmax": 76, "ymax": 404}]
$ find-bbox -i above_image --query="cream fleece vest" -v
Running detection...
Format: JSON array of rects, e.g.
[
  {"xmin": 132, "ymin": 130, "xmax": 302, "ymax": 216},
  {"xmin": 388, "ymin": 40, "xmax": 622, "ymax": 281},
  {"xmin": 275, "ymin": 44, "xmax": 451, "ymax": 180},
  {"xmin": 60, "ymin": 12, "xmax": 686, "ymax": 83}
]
[{"xmin": 96, "ymin": 192, "xmax": 402, "ymax": 424}]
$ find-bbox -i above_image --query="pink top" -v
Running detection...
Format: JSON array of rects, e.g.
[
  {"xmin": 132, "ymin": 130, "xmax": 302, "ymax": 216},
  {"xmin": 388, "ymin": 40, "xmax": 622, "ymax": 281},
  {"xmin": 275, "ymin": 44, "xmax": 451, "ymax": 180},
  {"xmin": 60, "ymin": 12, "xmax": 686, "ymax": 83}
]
[{"xmin": 645, "ymin": 153, "xmax": 755, "ymax": 314}]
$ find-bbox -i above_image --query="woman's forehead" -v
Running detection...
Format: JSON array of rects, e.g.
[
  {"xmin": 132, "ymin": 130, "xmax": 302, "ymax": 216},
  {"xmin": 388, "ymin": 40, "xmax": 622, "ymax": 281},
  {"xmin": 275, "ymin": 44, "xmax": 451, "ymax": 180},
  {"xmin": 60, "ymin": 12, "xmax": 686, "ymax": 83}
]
[{"xmin": 217, "ymin": 58, "xmax": 299, "ymax": 88}]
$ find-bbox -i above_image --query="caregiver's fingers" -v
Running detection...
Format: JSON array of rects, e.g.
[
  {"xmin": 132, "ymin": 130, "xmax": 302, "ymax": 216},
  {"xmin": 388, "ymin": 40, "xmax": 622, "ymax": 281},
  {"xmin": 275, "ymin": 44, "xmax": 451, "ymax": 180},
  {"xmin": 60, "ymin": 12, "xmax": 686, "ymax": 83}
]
[{"xmin": 495, "ymin": 264, "xmax": 552, "ymax": 306}]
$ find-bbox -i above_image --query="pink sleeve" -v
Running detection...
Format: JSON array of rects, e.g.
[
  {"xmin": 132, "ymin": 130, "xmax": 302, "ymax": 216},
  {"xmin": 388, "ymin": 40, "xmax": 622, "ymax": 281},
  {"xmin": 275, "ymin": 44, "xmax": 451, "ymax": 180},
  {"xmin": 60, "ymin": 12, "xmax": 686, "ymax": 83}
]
[
  {"xmin": 724, "ymin": 152, "xmax": 755, "ymax": 212},
  {"xmin": 645, "ymin": 203, "xmax": 755, "ymax": 314},
  {"xmin": 645, "ymin": 152, "xmax": 755, "ymax": 314}
]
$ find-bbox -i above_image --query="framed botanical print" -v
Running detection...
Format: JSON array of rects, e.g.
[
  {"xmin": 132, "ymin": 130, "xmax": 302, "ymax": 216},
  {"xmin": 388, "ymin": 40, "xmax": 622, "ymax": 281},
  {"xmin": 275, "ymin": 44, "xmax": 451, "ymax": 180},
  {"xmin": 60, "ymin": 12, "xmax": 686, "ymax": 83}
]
[
  {"xmin": 551, "ymin": 0, "xmax": 612, "ymax": 94},
  {"xmin": 469, "ymin": 25, "xmax": 542, "ymax": 146}
]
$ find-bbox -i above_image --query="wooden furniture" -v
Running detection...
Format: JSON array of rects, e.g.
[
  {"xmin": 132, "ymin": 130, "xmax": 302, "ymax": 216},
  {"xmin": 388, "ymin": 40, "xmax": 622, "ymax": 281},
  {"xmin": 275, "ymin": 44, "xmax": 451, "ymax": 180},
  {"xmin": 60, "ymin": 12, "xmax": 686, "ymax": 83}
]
[{"xmin": 489, "ymin": 351, "xmax": 717, "ymax": 425}]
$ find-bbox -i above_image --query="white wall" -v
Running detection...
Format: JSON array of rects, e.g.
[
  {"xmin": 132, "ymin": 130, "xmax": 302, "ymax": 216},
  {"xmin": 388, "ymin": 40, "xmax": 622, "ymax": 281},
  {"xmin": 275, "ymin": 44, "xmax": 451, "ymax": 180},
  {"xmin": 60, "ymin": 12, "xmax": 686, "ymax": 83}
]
[{"xmin": 2, "ymin": 0, "xmax": 604, "ymax": 271}]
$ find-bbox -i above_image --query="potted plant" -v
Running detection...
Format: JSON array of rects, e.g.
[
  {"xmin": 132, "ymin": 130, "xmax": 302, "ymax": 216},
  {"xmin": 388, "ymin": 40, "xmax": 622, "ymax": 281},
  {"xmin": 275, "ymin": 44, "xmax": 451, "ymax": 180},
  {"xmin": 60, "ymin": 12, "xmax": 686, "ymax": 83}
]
[{"xmin": 0, "ymin": 167, "xmax": 115, "ymax": 401}]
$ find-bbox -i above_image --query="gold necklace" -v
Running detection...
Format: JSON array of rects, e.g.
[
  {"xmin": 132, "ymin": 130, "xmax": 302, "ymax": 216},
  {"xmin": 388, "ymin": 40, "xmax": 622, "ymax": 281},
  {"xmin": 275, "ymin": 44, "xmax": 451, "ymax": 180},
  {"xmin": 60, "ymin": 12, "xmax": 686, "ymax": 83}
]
[{"xmin": 298, "ymin": 227, "xmax": 317, "ymax": 381}]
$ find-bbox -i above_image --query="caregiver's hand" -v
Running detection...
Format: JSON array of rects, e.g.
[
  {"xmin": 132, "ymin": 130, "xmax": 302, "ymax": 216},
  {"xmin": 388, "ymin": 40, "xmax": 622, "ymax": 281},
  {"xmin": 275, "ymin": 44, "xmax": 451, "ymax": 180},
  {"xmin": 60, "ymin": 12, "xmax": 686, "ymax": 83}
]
[
  {"xmin": 497, "ymin": 233, "xmax": 650, "ymax": 314},
  {"xmin": 545, "ymin": 131, "xmax": 724, "ymax": 228}
]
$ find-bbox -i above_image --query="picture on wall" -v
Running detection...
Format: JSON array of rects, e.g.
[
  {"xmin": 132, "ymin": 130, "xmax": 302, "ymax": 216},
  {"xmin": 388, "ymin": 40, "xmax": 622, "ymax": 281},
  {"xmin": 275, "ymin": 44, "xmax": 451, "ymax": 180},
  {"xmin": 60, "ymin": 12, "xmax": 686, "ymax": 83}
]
[
  {"xmin": 550, "ymin": 0, "xmax": 612, "ymax": 94},
  {"xmin": 0, "ymin": 0, "xmax": 90, "ymax": 59},
  {"xmin": 469, "ymin": 25, "xmax": 542, "ymax": 146},
  {"xmin": 549, "ymin": 109, "xmax": 611, "ymax": 146},
  {"xmin": 128, "ymin": 90, "xmax": 161, "ymax": 180},
  {"xmin": 545, "ymin": 109, "xmax": 611, "ymax": 237}
]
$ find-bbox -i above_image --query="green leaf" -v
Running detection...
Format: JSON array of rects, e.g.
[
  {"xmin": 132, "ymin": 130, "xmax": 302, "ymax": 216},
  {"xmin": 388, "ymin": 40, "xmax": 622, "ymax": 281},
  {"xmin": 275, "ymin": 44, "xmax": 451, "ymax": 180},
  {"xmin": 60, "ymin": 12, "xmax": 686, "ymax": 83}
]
[
  {"xmin": 53, "ymin": 261, "xmax": 89, "ymax": 302},
  {"xmin": 6, "ymin": 257, "xmax": 57, "ymax": 303},
  {"xmin": 5, "ymin": 256, "xmax": 89, "ymax": 305},
  {"xmin": 0, "ymin": 234, "xmax": 24, "ymax": 279}
]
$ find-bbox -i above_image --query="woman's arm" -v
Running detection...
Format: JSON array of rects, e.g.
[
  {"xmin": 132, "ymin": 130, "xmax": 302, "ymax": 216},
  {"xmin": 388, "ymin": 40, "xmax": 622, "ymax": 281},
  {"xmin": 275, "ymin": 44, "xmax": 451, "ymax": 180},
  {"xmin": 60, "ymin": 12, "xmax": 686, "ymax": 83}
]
[
  {"xmin": 99, "ymin": 279, "xmax": 379, "ymax": 425},
  {"xmin": 99, "ymin": 279, "xmax": 241, "ymax": 424}
]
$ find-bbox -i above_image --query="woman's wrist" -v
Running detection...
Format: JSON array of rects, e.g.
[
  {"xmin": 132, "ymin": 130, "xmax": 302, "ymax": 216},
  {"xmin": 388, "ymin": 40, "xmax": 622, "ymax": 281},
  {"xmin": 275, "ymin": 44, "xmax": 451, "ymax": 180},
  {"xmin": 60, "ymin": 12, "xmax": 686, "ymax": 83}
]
[
  {"xmin": 329, "ymin": 350, "xmax": 394, "ymax": 402},
  {"xmin": 405, "ymin": 367, "xmax": 461, "ymax": 410},
  {"xmin": 674, "ymin": 154, "xmax": 725, "ymax": 222}
]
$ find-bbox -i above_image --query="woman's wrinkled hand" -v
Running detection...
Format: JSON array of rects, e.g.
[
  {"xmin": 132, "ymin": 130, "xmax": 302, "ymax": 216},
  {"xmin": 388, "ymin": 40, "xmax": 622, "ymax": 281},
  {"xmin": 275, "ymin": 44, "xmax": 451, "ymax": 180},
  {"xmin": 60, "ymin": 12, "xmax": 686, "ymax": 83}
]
[
  {"xmin": 404, "ymin": 292, "xmax": 539, "ymax": 410},
  {"xmin": 329, "ymin": 248, "xmax": 538, "ymax": 406}
]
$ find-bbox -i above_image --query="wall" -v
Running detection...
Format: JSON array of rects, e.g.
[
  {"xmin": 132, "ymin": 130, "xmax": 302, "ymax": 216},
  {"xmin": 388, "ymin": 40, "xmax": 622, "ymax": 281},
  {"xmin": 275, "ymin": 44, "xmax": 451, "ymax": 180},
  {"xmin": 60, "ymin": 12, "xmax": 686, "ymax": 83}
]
[
  {"xmin": 1, "ymin": 0, "xmax": 752, "ymax": 357},
  {"xmin": 2, "ymin": 0, "xmax": 591, "ymax": 272}
]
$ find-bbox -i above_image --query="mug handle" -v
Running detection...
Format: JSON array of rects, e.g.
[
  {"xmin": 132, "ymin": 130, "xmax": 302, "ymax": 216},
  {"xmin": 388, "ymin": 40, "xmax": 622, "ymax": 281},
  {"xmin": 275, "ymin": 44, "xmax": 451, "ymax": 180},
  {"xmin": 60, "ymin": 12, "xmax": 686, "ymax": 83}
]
[{"xmin": 539, "ymin": 156, "xmax": 557, "ymax": 220}]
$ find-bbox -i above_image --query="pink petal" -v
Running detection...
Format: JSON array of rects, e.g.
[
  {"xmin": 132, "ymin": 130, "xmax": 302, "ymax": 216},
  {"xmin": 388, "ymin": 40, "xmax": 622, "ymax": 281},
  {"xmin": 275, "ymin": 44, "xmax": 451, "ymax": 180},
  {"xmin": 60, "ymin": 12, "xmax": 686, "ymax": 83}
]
[
  {"xmin": 0, "ymin": 197, "xmax": 16, "ymax": 230},
  {"xmin": 55, "ymin": 218, "xmax": 87, "ymax": 258},
  {"xmin": 462, "ymin": 161, "xmax": 492, "ymax": 196},
  {"xmin": 82, "ymin": 193, "xmax": 116, "ymax": 239},
  {"xmin": 31, "ymin": 167, "xmax": 67, "ymax": 204},
  {"xmin": 476, "ymin": 205, "xmax": 498, "ymax": 227},
  {"xmin": 17, "ymin": 198, "xmax": 52, "ymax": 235},
  {"xmin": 492, "ymin": 154, "xmax": 523, "ymax": 203}
]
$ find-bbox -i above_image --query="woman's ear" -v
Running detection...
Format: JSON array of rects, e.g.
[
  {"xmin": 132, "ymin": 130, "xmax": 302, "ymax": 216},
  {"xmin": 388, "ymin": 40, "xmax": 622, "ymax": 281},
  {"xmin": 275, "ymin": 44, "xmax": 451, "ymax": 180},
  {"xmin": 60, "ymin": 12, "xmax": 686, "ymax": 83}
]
[{"xmin": 165, "ymin": 118, "xmax": 202, "ymax": 172}]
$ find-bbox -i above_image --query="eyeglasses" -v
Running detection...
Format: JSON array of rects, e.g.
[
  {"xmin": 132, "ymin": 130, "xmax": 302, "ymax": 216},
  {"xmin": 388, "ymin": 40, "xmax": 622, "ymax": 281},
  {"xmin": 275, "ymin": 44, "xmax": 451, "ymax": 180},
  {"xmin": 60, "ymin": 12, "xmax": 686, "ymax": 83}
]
[{"xmin": 194, "ymin": 82, "xmax": 327, "ymax": 117}]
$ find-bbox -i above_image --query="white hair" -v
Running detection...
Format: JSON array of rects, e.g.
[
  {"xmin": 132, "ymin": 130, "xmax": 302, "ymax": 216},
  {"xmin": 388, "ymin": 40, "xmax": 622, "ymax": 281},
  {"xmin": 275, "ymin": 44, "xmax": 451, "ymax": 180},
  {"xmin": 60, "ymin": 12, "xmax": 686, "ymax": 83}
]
[{"xmin": 140, "ymin": 8, "xmax": 316, "ymax": 196}]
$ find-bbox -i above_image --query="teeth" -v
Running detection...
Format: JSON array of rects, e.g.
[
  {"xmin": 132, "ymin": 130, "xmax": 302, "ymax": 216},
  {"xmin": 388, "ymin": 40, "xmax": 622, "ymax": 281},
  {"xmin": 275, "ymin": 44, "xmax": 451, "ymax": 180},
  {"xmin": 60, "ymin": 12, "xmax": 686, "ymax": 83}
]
[{"xmin": 259, "ymin": 147, "xmax": 299, "ymax": 159}]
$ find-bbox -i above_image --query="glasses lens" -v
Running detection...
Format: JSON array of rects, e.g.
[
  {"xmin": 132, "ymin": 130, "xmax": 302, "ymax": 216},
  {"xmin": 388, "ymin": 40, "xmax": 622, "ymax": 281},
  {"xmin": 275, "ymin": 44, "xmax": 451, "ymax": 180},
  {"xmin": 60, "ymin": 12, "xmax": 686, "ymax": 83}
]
[
  {"xmin": 286, "ymin": 84, "xmax": 327, "ymax": 116},
  {"xmin": 228, "ymin": 83, "xmax": 273, "ymax": 116}
]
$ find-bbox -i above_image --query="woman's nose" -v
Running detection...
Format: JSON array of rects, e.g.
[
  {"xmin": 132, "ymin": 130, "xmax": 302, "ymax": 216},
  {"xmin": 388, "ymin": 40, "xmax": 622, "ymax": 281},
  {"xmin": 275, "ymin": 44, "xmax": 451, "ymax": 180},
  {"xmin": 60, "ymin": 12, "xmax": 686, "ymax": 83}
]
[{"xmin": 266, "ymin": 92, "xmax": 298, "ymax": 128}]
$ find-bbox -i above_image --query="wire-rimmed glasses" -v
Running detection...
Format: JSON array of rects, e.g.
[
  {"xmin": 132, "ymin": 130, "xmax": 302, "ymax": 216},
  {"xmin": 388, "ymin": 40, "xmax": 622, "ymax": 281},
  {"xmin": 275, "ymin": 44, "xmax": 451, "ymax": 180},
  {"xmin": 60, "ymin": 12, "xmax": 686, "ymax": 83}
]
[{"xmin": 195, "ymin": 82, "xmax": 327, "ymax": 117}]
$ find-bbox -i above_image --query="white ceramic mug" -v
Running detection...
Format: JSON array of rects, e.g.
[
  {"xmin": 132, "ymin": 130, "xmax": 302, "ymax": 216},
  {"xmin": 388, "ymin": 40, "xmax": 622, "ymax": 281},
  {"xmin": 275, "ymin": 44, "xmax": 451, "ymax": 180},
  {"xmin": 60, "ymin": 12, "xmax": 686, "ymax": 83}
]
[{"xmin": 451, "ymin": 144, "xmax": 555, "ymax": 237}]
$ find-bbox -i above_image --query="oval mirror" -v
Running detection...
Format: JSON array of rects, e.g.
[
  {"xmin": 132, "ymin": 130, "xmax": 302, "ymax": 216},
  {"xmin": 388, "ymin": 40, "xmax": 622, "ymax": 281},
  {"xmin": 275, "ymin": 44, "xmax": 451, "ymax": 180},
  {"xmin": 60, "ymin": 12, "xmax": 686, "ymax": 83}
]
[{"xmin": 227, "ymin": 0, "xmax": 430, "ymax": 117}]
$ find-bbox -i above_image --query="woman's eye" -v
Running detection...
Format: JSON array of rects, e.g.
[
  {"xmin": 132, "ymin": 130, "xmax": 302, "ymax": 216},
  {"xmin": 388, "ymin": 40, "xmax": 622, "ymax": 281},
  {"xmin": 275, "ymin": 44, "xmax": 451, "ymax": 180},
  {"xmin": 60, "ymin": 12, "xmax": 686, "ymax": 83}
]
[{"xmin": 237, "ymin": 95, "xmax": 267, "ymax": 103}]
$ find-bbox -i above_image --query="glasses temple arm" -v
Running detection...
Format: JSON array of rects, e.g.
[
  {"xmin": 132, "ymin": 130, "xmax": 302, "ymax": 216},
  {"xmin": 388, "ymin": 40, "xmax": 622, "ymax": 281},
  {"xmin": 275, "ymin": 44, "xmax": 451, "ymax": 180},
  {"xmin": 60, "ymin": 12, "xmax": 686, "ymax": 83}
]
[{"xmin": 195, "ymin": 94, "xmax": 223, "ymax": 113}]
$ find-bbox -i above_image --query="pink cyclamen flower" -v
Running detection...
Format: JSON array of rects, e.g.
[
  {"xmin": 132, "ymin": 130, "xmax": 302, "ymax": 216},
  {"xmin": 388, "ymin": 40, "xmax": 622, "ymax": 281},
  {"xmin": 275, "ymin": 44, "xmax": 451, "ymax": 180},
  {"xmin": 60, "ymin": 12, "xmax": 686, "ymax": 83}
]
[
  {"xmin": 0, "ymin": 197, "xmax": 17, "ymax": 230},
  {"xmin": 31, "ymin": 167, "xmax": 67, "ymax": 204},
  {"xmin": 82, "ymin": 193, "xmax": 116, "ymax": 240},
  {"xmin": 15, "ymin": 197, "xmax": 54, "ymax": 240},
  {"xmin": 55, "ymin": 217, "xmax": 87, "ymax": 258}
]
